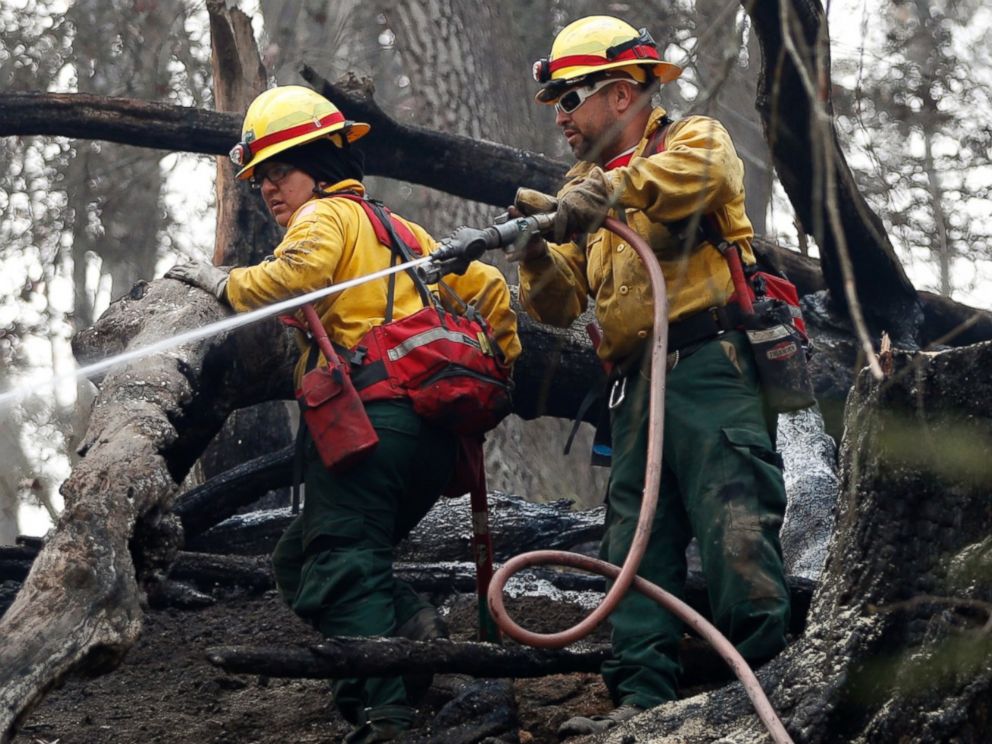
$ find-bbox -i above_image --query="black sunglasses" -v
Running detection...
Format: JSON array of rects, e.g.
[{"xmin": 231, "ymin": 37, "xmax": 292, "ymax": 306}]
[{"xmin": 249, "ymin": 162, "xmax": 297, "ymax": 192}]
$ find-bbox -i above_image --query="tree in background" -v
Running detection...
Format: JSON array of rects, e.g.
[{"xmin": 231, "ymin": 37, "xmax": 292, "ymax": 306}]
[
  {"xmin": 690, "ymin": 0, "xmax": 773, "ymax": 234},
  {"xmin": 0, "ymin": 0, "xmax": 211, "ymax": 539},
  {"xmin": 833, "ymin": 0, "xmax": 992, "ymax": 298}
]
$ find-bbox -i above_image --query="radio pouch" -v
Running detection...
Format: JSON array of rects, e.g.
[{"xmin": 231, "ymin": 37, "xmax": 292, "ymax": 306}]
[
  {"xmin": 294, "ymin": 304, "xmax": 379, "ymax": 473},
  {"xmin": 744, "ymin": 298, "xmax": 816, "ymax": 413},
  {"xmin": 297, "ymin": 362, "xmax": 379, "ymax": 472}
]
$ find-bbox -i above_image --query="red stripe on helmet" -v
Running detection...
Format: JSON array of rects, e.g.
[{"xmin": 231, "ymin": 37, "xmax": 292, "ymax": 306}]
[
  {"xmin": 548, "ymin": 45, "xmax": 661, "ymax": 75},
  {"xmin": 248, "ymin": 111, "xmax": 345, "ymax": 158}
]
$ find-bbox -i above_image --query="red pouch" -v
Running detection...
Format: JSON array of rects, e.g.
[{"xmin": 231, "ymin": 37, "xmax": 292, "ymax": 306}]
[{"xmin": 296, "ymin": 361, "xmax": 379, "ymax": 472}]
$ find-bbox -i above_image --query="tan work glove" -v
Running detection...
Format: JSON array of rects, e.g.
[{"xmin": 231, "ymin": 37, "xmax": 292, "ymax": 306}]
[
  {"xmin": 165, "ymin": 261, "xmax": 230, "ymax": 303},
  {"xmin": 513, "ymin": 188, "xmax": 559, "ymax": 217},
  {"xmin": 552, "ymin": 166, "xmax": 616, "ymax": 243}
]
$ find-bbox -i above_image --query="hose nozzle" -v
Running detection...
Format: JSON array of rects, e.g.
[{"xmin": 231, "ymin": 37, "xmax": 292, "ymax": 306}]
[{"xmin": 418, "ymin": 213, "xmax": 556, "ymax": 283}]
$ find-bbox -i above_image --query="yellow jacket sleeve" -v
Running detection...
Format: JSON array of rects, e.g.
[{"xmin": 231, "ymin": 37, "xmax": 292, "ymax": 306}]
[{"xmin": 225, "ymin": 200, "xmax": 349, "ymax": 310}]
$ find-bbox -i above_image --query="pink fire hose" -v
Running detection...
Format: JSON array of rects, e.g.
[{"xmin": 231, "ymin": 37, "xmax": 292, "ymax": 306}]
[{"xmin": 486, "ymin": 216, "xmax": 794, "ymax": 744}]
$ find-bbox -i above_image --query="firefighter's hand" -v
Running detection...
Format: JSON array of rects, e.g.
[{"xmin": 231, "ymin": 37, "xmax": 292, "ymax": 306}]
[
  {"xmin": 552, "ymin": 166, "xmax": 615, "ymax": 243},
  {"xmin": 165, "ymin": 261, "xmax": 230, "ymax": 302},
  {"xmin": 513, "ymin": 187, "xmax": 558, "ymax": 217},
  {"xmin": 505, "ymin": 205, "xmax": 549, "ymax": 262}
]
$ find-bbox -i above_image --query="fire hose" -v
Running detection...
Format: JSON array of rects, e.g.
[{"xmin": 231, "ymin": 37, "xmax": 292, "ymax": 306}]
[{"xmin": 424, "ymin": 214, "xmax": 794, "ymax": 744}]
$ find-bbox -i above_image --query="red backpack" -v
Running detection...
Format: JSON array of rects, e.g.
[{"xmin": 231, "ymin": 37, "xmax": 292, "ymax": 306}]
[{"xmin": 328, "ymin": 193, "xmax": 513, "ymax": 436}]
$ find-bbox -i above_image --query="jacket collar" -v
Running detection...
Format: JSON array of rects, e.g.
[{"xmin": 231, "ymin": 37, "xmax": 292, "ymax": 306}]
[{"xmin": 564, "ymin": 107, "xmax": 669, "ymax": 179}]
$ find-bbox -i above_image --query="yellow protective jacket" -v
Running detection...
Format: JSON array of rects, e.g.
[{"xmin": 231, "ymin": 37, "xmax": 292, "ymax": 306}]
[
  {"xmin": 518, "ymin": 108, "xmax": 754, "ymax": 363},
  {"xmin": 225, "ymin": 180, "xmax": 521, "ymax": 384}
]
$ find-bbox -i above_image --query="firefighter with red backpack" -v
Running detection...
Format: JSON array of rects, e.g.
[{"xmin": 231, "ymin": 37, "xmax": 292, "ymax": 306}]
[
  {"xmin": 509, "ymin": 16, "xmax": 793, "ymax": 737},
  {"xmin": 167, "ymin": 85, "xmax": 521, "ymax": 743}
]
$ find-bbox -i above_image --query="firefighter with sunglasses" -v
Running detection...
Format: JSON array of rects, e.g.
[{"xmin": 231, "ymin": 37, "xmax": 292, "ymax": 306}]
[
  {"xmin": 167, "ymin": 85, "xmax": 520, "ymax": 743},
  {"xmin": 511, "ymin": 16, "xmax": 791, "ymax": 737}
]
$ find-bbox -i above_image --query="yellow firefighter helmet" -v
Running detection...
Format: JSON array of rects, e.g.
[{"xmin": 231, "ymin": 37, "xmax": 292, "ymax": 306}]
[
  {"xmin": 229, "ymin": 85, "xmax": 370, "ymax": 180},
  {"xmin": 533, "ymin": 16, "xmax": 682, "ymax": 103}
]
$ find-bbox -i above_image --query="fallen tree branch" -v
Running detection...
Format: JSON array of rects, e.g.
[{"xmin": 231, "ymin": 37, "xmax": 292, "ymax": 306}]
[
  {"xmin": 0, "ymin": 90, "xmax": 566, "ymax": 207},
  {"xmin": 185, "ymin": 492, "xmax": 606, "ymax": 559},
  {"xmin": 206, "ymin": 637, "xmax": 608, "ymax": 679},
  {"xmin": 174, "ymin": 445, "xmax": 295, "ymax": 535},
  {"xmin": 204, "ymin": 635, "xmax": 773, "ymax": 690}
]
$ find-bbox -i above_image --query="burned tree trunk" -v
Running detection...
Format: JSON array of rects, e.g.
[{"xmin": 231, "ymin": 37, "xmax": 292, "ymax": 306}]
[
  {"xmin": 196, "ymin": 0, "xmax": 294, "ymax": 501},
  {"xmin": 0, "ymin": 280, "xmax": 293, "ymax": 741},
  {"xmin": 745, "ymin": 0, "xmax": 922, "ymax": 345},
  {"xmin": 610, "ymin": 342, "xmax": 992, "ymax": 742}
]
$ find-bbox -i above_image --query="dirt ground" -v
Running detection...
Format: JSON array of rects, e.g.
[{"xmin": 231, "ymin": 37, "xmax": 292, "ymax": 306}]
[{"xmin": 12, "ymin": 588, "xmax": 615, "ymax": 744}]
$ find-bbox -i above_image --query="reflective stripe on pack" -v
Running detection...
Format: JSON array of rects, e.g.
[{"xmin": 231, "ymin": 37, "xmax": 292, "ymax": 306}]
[{"xmin": 386, "ymin": 326, "xmax": 481, "ymax": 362}]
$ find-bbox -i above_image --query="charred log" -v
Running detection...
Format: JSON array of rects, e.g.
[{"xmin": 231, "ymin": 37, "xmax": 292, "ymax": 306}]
[
  {"xmin": 0, "ymin": 89, "xmax": 565, "ymax": 208},
  {"xmin": 145, "ymin": 579, "xmax": 215, "ymax": 610},
  {"xmin": 186, "ymin": 493, "xmax": 604, "ymax": 559},
  {"xmin": 205, "ymin": 635, "xmax": 783, "ymax": 692},
  {"xmin": 175, "ymin": 445, "xmax": 294, "ymax": 535},
  {"xmin": 300, "ymin": 66, "xmax": 565, "ymax": 207},
  {"xmin": 0, "ymin": 545, "xmax": 35, "ymax": 583},
  {"xmin": 207, "ymin": 637, "xmax": 609, "ymax": 680},
  {"xmin": 170, "ymin": 552, "xmax": 273, "ymax": 593}
]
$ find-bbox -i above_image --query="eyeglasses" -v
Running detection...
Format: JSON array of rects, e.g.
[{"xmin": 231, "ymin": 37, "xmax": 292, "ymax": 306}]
[
  {"xmin": 249, "ymin": 162, "xmax": 297, "ymax": 191},
  {"xmin": 555, "ymin": 78, "xmax": 622, "ymax": 115}
]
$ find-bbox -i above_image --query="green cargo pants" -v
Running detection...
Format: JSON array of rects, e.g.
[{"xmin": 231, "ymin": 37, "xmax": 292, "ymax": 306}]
[
  {"xmin": 272, "ymin": 400, "xmax": 457, "ymax": 725},
  {"xmin": 600, "ymin": 331, "xmax": 790, "ymax": 710}
]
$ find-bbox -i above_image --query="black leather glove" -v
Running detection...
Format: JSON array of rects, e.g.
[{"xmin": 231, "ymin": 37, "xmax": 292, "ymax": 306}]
[{"xmin": 165, "ymin": 261, "xmax": 230, "ymax": 302}]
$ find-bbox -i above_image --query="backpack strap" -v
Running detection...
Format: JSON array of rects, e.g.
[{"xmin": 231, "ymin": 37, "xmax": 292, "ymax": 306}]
[
  {"xmin": 330, "ymin": 191, "xmax": 423, "ymax": 256},
  {"xmin": 644, "ymin": 114, "xmax": 674, "ymax": 157},
  {"xmin": 364, "ymin": 198, "xmax": 436, "ymax": 320},
  {"xmin": 323, "ymin": 191, "xmax": 434, "ymax": 320},
  {"xmin": 645, "ymin": 117, "xmax": 728, "ymax": 250}
]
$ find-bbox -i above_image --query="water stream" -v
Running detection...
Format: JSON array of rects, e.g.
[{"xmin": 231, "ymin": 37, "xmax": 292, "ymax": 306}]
[{"xmin": 0, "ymin": 256, "xmax": 432, "ymax": 409}]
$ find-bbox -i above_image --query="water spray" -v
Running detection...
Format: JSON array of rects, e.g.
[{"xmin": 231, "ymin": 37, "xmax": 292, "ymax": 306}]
[{"xmin": 0, "ymin": 255, "xmax": 432, "ymax": 409}]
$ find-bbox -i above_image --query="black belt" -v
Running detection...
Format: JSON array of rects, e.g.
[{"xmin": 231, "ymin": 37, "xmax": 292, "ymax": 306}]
[{"xmin": 667, "ymin": 303, "xmax": 744, "ymax": 351}]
